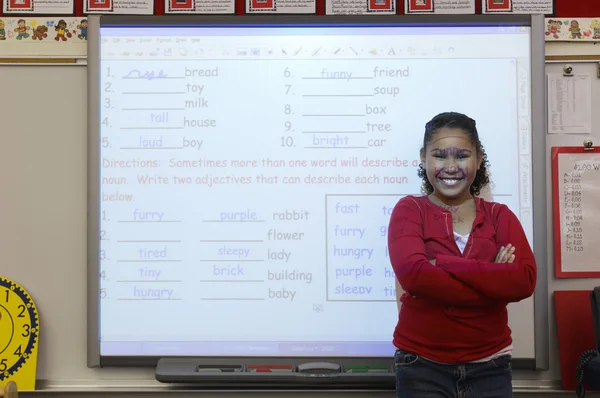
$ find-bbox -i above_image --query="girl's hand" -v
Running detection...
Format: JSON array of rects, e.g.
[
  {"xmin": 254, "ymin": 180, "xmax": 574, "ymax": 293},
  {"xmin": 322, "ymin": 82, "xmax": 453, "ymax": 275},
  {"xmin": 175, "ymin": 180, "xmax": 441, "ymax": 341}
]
[{"xmin": 495, "ymin": 244, "xmax": 516, "ymax": 263}]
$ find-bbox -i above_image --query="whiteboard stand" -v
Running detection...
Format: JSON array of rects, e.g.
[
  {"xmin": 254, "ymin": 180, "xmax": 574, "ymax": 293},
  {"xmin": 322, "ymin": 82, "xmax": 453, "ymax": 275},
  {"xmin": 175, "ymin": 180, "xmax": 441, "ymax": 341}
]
[{"xmin": 552, "ymin": 141, "xmax": 600, "ymax": 278}]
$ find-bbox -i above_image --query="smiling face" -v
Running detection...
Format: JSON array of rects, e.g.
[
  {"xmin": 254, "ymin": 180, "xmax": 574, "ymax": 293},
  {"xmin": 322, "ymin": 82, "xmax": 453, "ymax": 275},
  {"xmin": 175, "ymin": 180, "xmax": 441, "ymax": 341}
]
[{"xmin": 421, "ymin": 127, "xmax": 482, "ymax": 205}]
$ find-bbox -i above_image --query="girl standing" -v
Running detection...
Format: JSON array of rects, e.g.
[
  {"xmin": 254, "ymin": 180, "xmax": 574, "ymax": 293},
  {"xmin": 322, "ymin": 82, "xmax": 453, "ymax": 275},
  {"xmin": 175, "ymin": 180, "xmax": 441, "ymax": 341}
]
[{"xmin": 388, "ymin": 112, "xmax": 537, "ymax": 398}]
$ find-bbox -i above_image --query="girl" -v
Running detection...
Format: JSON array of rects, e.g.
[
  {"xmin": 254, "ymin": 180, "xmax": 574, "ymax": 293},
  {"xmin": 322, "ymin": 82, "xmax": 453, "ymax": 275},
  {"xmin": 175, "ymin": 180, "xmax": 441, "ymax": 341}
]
[{"xmin": 387, "ymin": 112, "xmax": 537, "ymax": 398}]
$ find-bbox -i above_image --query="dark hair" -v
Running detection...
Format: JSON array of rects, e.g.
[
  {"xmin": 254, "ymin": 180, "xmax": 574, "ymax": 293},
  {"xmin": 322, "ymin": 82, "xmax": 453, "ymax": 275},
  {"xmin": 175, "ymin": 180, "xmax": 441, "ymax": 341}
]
[{"xmin": 417, "ymin": 112, "xmax": 491, "ymax": 196}]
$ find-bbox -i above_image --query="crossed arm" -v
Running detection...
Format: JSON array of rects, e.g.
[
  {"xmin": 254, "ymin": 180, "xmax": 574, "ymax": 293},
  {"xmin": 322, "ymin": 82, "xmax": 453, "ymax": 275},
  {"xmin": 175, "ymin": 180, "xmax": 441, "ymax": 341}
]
[
  {"xmin": 388, "ymin": 199, "xmax": 537, "ymax": 307},
  {"xmin": 435, "ymin": 206, "xmax": 537, "ymax": 302}
]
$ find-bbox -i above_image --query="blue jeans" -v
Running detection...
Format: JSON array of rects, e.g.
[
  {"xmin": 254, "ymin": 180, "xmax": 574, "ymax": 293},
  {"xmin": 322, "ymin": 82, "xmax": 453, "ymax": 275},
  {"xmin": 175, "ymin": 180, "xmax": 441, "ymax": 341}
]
[{"xmin": 395, "ymin": 349, "xmax": 512, "ymax": 398}]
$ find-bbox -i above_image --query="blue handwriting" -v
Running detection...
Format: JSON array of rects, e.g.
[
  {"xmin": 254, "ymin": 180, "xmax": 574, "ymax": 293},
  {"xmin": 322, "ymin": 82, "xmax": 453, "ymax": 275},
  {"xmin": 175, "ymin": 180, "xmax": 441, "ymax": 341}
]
[{"xmin": 123, "ymin": 69, "xmax": 169, "ymax": 80}]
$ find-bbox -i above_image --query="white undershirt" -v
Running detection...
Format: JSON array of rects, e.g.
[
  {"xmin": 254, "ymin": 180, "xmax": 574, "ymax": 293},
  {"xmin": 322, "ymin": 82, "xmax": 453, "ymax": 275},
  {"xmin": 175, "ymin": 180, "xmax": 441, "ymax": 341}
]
[{"xmin": 453, "ymin": 231, "xmax": 470, "ymax": 253}]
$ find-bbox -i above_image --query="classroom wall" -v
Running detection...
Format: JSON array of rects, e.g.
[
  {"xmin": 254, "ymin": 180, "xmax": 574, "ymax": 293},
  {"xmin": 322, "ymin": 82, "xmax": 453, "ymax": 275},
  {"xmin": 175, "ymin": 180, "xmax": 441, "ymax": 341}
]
[
  {"xmin": 2, "ymin": 39, "xmax": 600, "ymax": 398},
  {"xmin": 0, "ymin": 0, "xmax": 599, "ymax": 19}
]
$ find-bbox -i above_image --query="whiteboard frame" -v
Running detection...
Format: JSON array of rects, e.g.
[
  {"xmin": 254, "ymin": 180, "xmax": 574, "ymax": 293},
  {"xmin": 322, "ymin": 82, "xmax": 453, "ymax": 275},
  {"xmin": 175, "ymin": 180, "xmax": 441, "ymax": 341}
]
[
  {"xmin": 88, "ymin": 14, "xmax": 101, "ymax": 369},
  {"xmin": 86, "ymin": 14, "xmax": 549, "ymax": 372},
  {"xmin": 530, "ymin": 12, "xmax": 549, "ymax": 372}
]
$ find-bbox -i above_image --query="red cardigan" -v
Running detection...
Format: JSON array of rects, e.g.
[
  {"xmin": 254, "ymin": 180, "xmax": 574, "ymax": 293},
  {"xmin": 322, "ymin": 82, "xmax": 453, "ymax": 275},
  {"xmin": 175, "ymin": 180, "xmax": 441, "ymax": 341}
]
[{"xmin": 388, "ymin": 195, "xmax": 537, "ymax": 363}]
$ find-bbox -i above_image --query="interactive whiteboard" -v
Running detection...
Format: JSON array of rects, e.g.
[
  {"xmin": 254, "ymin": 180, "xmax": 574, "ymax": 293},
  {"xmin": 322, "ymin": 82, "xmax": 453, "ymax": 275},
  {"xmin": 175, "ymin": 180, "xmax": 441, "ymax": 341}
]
[{"xmin": 87, "ymin": 15, "xmax": 547, "ymax": 369}]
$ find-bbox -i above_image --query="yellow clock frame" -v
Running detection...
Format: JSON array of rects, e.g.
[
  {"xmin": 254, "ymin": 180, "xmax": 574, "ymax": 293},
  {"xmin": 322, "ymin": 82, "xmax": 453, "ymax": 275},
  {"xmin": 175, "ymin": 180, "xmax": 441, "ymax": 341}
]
[{"xmin": 0, "ymin": 276, "xmax": 39, "ymax": 390}]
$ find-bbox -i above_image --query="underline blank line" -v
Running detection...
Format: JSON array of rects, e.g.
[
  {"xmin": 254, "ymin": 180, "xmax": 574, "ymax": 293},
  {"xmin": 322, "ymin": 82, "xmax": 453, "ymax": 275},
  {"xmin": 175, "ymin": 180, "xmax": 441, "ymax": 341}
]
[
  {"xmin": 302, "ymin": 131, "xmax": 366, "ymax": 134},
  {"xmin": 199, "ymin": 280, "xmax": 265, "ymax": 283},
  {"xmin": 121, "ymin": 108, "xmax": 185, "ymax": 111},
  {"xmin": 117, "ymin": 240, "xmax": 182, "ymax": 243},
  {"xmin": 304, "ymin": 146, "xmax": 368, "ymax": 149},
  {"xmin": 200, "ymin": 298, "xmax": 265, "ymax": 301},
  {"xmin": 199, "ymin": 240, "xmax": 264, "ymax": 243},
  {"xmin": 301, "ymin": 77, "xmax": 373, "ymax": 80},
  {"xmin": 118, "ymin": 298, "xmax": 181, "ymax": 301},
  {"xmin": 122, "ymin": 76, "xmax": 184, "ymax": 80},
  {"xmin": 303, "ymin": 94, "xmax": 374, "ymax": 97},
  {"xmin": 117, "ymin": 280, "xmax": 182, "ymax": 283},
  {"xmin": 201, "ymin": 220, "xmax": 266, "ymax": 223},
  {"xmin": 120, "ymin": 127, "xmax": 184, "ymax": 130},
  {"xmin": 122, "ymin": 92, "xmax": 185, "ymax": 95},
  {"xmin": 117, "ymin": 260, "xmax": 182, "ymax": 263},
  {"xmin": 302, "ymin": 114, "xmax": 365, "ymax": 117},
  {"xmin": 199, "ymin": 260, "xmax": 265, "ymax": 262},
  {"xmin": 117, "ymin": 220, "xmax": 181, "ymax": 223},
  {"xmin": 119, "ymin": 147, "xmax": 183, "ymax": 150}
]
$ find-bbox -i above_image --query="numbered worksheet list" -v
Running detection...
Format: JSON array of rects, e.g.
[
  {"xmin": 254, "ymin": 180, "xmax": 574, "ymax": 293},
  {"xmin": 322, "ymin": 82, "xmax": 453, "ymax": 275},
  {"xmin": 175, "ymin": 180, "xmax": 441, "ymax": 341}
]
[
  {"xmin": 99, "ymin": 59, "xmax": 421, "ymax": 313},
  {"xmin": 96, "ymin": 49, "xmax": 523, "ymax": 338}
]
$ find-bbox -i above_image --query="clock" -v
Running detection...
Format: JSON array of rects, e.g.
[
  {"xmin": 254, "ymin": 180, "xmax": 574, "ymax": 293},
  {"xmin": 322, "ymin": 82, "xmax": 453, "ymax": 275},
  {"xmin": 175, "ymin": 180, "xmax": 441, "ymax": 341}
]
[{"xmin": 0, "ymin": 276, "xmax": 39, "ymax": 388}]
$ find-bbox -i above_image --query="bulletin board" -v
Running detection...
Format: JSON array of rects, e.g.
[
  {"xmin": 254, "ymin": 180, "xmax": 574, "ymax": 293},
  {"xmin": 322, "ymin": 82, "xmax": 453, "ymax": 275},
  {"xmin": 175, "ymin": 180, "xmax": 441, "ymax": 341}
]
[
  {"xmin": 0, "ymin": 0, "xmax": 599, "ymax": 52},
  {"xmin": 0, "ymin": 0, "xmax": 598, "ymax": 19}
]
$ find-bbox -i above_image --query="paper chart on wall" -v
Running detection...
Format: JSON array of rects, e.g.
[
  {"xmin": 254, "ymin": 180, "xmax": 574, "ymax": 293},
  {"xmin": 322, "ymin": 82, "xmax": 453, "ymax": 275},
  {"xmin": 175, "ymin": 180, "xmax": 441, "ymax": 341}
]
[
  {"xmin": 404, "ymin": 0, "xmax": 474, "ymax": 14},
  {"xmin": 547, "ymin": 74, "xmax": 592, "ymax": 135},
  {"xmin": 245, "ymin": 0, "xmax": 315, "ymax": 13},
  {"xmin": 164, "ymin": 0, "xmax": 234, "ymax": 13},
  {"xmin": 324, "ymin": 0, "xmax": 395, "ymax": 14},
  {"xmin": 84, "ymin": 0, "xmax": 153, "ymax": 14},
  {"xmin": 2, "ymin": 0, "xmax": 73, "ymax": 14},
  {"xmin": 482, "ymin": 0, "xmax": 552, "ymax": 14},
  {"xmin": 555, "ymin": 152, "xmax": 600, "ymax": 275}
]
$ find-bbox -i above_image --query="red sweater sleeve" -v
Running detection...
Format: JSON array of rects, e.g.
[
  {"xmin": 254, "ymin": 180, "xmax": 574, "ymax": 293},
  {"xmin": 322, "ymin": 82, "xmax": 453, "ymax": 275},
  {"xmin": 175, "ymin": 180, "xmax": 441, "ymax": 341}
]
[
  {"xmin": 388, "ymin": 197, "xmax": 496, "ymax": 307},
  {"xmin": 436, "ymin": 205, "xmax": 537, "ymax": 302}
]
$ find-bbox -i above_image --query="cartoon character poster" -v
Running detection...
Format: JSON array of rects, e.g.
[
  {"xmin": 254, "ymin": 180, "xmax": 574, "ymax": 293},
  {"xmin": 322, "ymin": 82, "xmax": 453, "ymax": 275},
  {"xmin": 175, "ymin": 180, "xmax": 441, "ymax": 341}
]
[
  {"xmin": 567, "ymin": 20, "xmax": 583, "ymax": 40},
  {"xmin": 13, "ymin": 18, "xmax": 31, "ymax": 39},
  {"xmin": 545, "ymin": 19, "xmax": 562, "ymax": 39},
  {"xmin": 591, "ymin": 20, "xmax": 600, "ymax": 40},
  {"xmin": 543, "ymin": 18, "xmax": 600, "ymax": 41},
  {"xmin": 53, "ymin": 19, "xmax": 73, "ymax": 41},
  {"xmin": 31, "ymin": 23, "xmax": 48, "ymax": 40},
  {"xmin": 76, "ymin": 19, "xmax": 87, "ymax": 40},
  {"xmin": 0, "ymin": 18, "xmax": 87, "ymax": 42}
]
